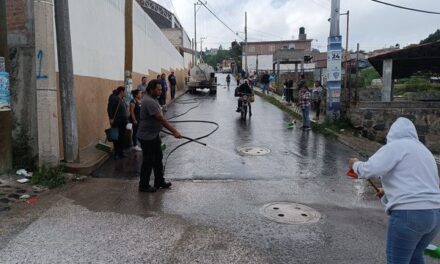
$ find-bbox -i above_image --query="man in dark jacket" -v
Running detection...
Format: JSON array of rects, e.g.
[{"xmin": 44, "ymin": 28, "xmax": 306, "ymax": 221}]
[
  {"xmin": 235, "ymin": 80, "xmax": 253, "ymax": 115},
  {"xmin": 107, "ymin": 86, "xmax": 129, "ymax": 160},
  {"xmin": 260, "ymin": 71, "xmax": 270, "ymax": 94},
  {"xmin": 168, "ymin": 71, "xmax": 177, "ymax": 100}
]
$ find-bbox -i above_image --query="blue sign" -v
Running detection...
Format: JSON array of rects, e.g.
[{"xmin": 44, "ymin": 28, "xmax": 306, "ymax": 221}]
[
  {"xmin": 326, "ymin": 35, "xmax": 342, "ymax": 115},
  {"xmin": 0, "ymin": 72, "xmax": 10, "ymax": 111}
]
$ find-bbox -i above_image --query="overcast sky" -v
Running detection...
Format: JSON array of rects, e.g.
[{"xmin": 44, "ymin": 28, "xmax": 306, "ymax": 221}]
[{"xmin": 154, "ymin": 0, "xmax": 440, "ymax": 52}]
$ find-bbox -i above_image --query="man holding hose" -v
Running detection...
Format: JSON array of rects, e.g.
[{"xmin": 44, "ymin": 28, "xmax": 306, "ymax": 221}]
[
  {"xmin": 349, "ymin": 117, "xmax": 440, "ymax": 264},
  {"xmin": 137, "ymin": 79, "xmax": 182, "ymax": 193}
]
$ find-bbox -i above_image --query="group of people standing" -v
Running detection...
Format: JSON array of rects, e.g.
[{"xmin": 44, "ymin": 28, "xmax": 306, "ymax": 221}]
[{"xmin": 107, "ymin": 72, "xmax": 181, "ymax": 193}]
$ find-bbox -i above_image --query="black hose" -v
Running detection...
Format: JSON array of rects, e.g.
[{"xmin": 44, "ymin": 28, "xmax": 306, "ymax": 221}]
[{"xmin": 161, "ymin": 93, "xmax": 220, "ymax": 174}]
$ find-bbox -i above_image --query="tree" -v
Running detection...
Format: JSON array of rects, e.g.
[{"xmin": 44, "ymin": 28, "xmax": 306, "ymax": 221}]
[{"xmin": 420, "ymin": 29, "xmax": 440, "ymax": 44}]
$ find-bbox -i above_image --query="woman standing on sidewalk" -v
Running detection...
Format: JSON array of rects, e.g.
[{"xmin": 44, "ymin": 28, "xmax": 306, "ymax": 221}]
[
  {"xmin": 312, "ymin": 81, "xmax": 324, "ymax": 120},
  {"xmin": 349, "ymin": 117, "xmax": 440, "ymax": 264},
  {"xmin": 129, "ymin": 89, "xmax": 142, "ymax": 151},
  {"xmin": 298, "ymin": 85, "xmax": 311, "ymax": 130}
]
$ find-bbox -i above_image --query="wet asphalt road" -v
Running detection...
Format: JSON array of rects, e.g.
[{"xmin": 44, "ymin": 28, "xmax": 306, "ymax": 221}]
[{"xmin": 1, "ymin": 74, "xmax": 440, "ymax": 263}]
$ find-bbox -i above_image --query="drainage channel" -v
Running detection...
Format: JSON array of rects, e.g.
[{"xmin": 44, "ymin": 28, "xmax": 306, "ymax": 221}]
[
  {"xmin": 237, "ymin": 146, "xmax": 270, "ymax": 156},
  {"xmin": 260, "ymin": 202, "xmax": 321, "ymax": 224}
]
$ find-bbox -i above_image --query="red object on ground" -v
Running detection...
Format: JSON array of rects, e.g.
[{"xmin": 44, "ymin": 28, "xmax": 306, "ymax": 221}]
[
  {"xmin": 346, "ymin": 169, "xmax": 358, "ymax": 179},
  {"xmin": 26, "ymin": 196, "xmax": 38, "ymax": 205}
]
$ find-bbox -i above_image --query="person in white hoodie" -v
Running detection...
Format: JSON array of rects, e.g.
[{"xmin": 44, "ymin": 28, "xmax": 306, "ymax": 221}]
[{"xmin": 349, "ymin": 117, "xmax": 440, "ymax": 264}]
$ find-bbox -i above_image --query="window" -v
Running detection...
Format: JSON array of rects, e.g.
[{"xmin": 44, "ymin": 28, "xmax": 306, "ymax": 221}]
[
  {"xmin": 248, "ymin": 46, "xmax": 255, "ymax": 53},
  {"xmin": 269, "ymin": 45, "xmax": 276, "ymax": 52}
]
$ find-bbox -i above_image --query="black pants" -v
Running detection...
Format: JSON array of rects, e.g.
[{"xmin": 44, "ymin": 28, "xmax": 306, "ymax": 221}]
[
  {"xmin": 132, "ymin": 123, "xmax": 139, "ymax": 146},
  {"xmin": 139, "ymin": 136, "xmax": 165, "ymax": 188},
  {"xmin": 285, "ymin": 88, "xmax": 293, "ymax": 103},
  {"xmin": 313, "ymin": 100, "xmax": 321, "ymax": 118},
  {"xmin": 159, "ymin": 90, "xmax": 167, "ymax": 106},
  {"xmin": 113, "ymin": 122, "xmax": 127, "ymax": 156}
]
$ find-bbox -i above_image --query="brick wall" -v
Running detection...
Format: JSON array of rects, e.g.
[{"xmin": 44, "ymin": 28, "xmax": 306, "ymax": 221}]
[{"xmin": 6, "ymin": 0, "xmax": 26, "ymax": 32}]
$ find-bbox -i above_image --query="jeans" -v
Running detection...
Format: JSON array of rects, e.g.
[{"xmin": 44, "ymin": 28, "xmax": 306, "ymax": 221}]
[
  {"xmin": 387, "ymin": 209, "xmax": 440, "ymax": 264},
  {"xmin": 301, "ymin": 107, "xmax": 310, "ymax": 127},
  {"xmin": 262, "ymin": 83, "xmax": 269, "ymax": 94},
  {"xmin": 159, "ymin": 90, "xmax": 167, "ymax": 106},
  {"xmin": 170, "ymin": 85, "xmax": 176, "ymax": 99},
  {"xmin": 139, "ymin": 136, "xmax": 165, "ymax": 188}
]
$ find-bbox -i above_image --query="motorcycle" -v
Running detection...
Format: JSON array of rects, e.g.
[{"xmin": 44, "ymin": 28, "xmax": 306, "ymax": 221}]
[{"xmin": 239, "ymin": 94, "xmax": 252, "ymax": 120}]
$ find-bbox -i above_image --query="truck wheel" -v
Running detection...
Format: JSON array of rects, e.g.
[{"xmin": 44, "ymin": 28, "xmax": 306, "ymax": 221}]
[{"xmin": 209, "ymin": 89, "xmax": 217, "ymax": 95}]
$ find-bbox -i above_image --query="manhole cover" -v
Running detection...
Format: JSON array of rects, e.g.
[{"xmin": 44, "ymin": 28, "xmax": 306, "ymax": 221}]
[
  {"xmin": 260, "ymin": 202, "xmax": 321, "ymax": 224},
  {"xmin": 237, "ymin": 146, "xmax": 270, "ymax": 156}
]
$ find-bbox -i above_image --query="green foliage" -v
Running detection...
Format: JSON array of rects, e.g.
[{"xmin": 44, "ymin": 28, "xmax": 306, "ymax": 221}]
[
  {"xmin": 420, "ymin": 29, "xmax": 440, "ymax": 44},
  {"xmin": 31, "ymin": 165, "xmax": 66, "ymax": 189},
  {"xmin": 202, "ymin": 49, "xmax": 231, "ymax": 69},
  {"xmin": 359, "ymin": 67, "xmax": 381, "ymax": 87},
  {"xmin": 12, "ymin": 124, "xmax": 37, "ymax": 171},
  {"xmin": 202, "ymin": 43, "xmax": 242, "ymax": 72}
]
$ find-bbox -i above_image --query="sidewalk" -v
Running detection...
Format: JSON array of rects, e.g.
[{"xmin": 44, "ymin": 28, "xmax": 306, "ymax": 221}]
[
  {"xmin": 254, "ymin": 86, "xmax": 440, "ymax": 167},
  {"xmin": 253, "ymin": 87, "xmax": 324, "ymax": 125},
  {"xmin": 253, "ymin": 86, "xmax": 383, "ymax": 158},
  {"xmin": 65, "ymin": 88, "xmax": 188, "ymax": 175}
]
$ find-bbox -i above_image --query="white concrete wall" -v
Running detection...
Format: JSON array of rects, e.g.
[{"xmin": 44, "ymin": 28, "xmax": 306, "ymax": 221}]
[
  {"xmin": 64, "ymin": 0, "xmax": 185, "ymax": 80},
  {"xmin": 246, "ymin": 55, "xmax": 317, "ymax": 73},
  {"xmin": 68, "ymin": 0, "xmax": 125, "ymax": 81},
  {"xmin": 246, "ymin": 55, "xmax": 305, "ymax": 72},
  {"xmin": 133, "ymin": 2, "xmax": 184, "ymax": 74}
]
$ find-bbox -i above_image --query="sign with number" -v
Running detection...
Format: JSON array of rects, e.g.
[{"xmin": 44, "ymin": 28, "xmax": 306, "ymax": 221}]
[
  {"xmin": 0, "ymin": 72, "xmax": 10, "ymax": 111},
  {"xmin": 327, "ymin": 36, "xmax": 342, "ymax": 114}
]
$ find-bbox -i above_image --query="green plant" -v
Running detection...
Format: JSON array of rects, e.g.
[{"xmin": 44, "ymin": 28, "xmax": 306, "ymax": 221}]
[
  {"xmin": 31, "ymin": 165, "xmax": 66, "ymax": 189},
  {"xmin": 358, "ymin": 67, "xmax": 381, "ymax": 87},
  {"xmin": 12, "ymin": 123, "xmax": 37, "ymax": 171}
]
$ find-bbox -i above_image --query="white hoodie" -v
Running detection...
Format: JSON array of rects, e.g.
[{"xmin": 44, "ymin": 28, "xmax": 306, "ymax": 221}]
[{"xmin": 353, "ymin": 117, "xmax": 440, "ymax": 213}]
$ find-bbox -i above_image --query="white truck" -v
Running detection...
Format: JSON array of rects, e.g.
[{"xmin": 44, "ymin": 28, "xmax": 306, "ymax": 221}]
[{"xmin": 186, "ymin": 63, "xmax": 217, "ymax": 95}]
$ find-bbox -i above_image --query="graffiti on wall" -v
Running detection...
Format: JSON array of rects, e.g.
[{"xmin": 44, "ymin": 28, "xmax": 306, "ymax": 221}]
[{"xmin": 36, "ymin": 50, "xmax": 48, "ymax": 80}]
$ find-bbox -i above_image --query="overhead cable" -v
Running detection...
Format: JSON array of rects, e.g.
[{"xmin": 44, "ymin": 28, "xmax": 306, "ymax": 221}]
[
  {"xmin": 197, "ymin": 0, "xmax": 244, "ymax": 40},
  {"xmin": 371, "ymin": 0, "xmax": 440, "ymax": 15}
]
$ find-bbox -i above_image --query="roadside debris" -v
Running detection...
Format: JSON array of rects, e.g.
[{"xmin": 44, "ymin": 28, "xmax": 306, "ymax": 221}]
[
  {"xmin": 19, "ymin": 194, "xmax": 30, "ymax": 201},
  {"xmin": 16, "ymin": 178, "xmax": 30, "ymax": 184},
  {"xmin": 16, "ymin": 169, "xmax": 32, "ymax": 178}
]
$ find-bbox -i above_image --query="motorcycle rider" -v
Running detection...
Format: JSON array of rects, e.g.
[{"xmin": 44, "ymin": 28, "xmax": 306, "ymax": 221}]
[{"xmin": 235, "ymin": 79, "xmax": 253, "ymax": 115}]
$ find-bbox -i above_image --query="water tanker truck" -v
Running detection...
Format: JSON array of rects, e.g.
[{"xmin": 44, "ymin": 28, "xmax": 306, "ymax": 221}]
[{"xmin": 186, "ymin": 63, "xmax": 217, "ymax": 95}]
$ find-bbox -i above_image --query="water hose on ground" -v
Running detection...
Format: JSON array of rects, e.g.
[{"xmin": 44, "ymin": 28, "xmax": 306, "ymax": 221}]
[{"xmin": 161, "ymin": 93, "xmax": 220, "ymax": 173}]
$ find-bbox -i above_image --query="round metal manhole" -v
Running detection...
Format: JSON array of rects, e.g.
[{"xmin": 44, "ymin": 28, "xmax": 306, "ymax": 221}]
[
  {"xmin": 260, "ymin": 202, "xmax": 321, "ymax": 224},
  {"xmin": 237, "ymin": 146, "xmax": 270, "ymax": 156}
]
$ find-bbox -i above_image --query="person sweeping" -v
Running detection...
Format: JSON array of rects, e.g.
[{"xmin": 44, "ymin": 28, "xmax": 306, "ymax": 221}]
[{"xmin": 349, "ymin": 117, "xmax": 440, "ymax": 264}]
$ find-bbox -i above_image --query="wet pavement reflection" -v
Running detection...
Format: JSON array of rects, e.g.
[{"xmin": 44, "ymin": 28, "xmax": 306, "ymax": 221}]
[{"xmin": 93, "ymin": 74, "xmax": 377, "ymax": 203}]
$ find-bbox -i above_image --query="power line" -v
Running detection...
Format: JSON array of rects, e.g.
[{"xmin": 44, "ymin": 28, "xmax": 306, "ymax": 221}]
[
  {"xmin": 371, "ymin": 0, "xmax": 440, "ymax": 15},
  {"xmin": 197, "ymin": 0, "xmax": 244, "ymax": 41}
]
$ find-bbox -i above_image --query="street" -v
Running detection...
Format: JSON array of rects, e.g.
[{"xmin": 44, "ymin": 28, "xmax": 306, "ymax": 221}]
[{"xmin": 0, "ymin": 74, "xmax": 438, "ymax": 264}]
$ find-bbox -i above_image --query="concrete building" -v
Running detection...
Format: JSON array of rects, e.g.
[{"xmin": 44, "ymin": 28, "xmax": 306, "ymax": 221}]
[
  {"xmin": 242, "ymin": 27, "xmax": 313, "ymax": 73},
  {"xmin": 5, "ymin": 0, "xmax": 189, "ymax": 167},
  {"xmin": 136, "ymin": 0, "xmax": 193, "ymax": 68}
]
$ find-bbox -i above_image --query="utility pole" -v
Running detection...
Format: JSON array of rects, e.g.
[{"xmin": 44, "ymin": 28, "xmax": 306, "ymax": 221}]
[
  {"xmin": 327, "ymin": 0, "xmax": 342, "ymax": 120},
  {"xmin": 200, "ymin": 37, "xmax": 206, "ymax": 62},
  {"xmin": 341, "ymin": 10, "xmax": 350, "ymax": 107},
  {"xmin": 244, "ymin": 11, "xmax": 248, "ymax": 76},
  {"xmin": 256, "ymin": 54, "xmax": 259, "ymax": 76},
  {"xmin": 54, "ymin": 0, "xmax": 79, "ymax": 163},
  {"xmin": 355, "ymin": 43, "xmax": 360, "ymax": 103},
  {"xmin": 0, "ymin": 0, "xmax": 12, "ymax": 173},
  {"xmin": 124, "ymin": 0, "xmax": 133, "ymax": 97}
]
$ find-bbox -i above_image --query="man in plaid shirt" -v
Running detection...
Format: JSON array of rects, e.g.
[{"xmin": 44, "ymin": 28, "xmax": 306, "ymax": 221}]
[{"xmin": 298, "ymin": 85, "xmax": 311, "ymax": 130}]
